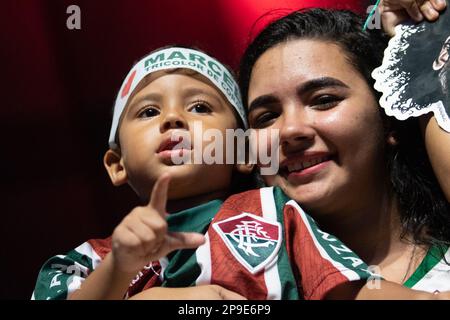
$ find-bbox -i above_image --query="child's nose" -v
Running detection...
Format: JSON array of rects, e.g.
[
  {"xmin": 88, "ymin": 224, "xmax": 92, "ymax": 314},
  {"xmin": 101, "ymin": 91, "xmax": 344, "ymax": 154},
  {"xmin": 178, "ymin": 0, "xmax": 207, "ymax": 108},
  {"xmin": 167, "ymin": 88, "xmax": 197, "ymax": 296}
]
[{"xmin": 160, "ymin": 111, "xmax": 188, "ymax": 132}]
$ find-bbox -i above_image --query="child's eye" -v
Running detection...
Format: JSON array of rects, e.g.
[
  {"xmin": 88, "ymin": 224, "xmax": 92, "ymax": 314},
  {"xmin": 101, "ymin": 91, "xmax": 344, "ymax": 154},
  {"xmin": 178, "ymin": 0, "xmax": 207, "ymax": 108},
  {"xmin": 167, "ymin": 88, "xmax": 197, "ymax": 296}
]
[
  {"xmin": 311, "ymin": 95, "xmax": 343, "ymax": 110},
  {"xmin": 251, "ymin": 111, "xmax": 279, "ymax": 128},
  {"xmin": 189, "ymin": 101, "xmax": 212, "ymax": 114},
  {"xmin": 138, "ymin": 107, "xmax": 160, "ymax": 118}
]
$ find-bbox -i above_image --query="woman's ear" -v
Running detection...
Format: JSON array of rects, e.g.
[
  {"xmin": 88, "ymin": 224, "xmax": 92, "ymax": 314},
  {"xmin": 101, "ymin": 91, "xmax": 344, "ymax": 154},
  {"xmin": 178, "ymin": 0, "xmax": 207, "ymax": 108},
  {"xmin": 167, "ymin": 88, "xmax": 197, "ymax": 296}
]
[
  {"xmin": 387, "ymin": 130, "xmax": 399, "ymax": 147},
  {"xmin": 383, "ymin": 116, "xmax": 399, "ymax": 147},
  {"xmin": 235, "ymin": 162, "xmax": 255, "ymax": 175},
  {"xmin": 103, "ymin": 149, "xmax": 127, "ymax": 186}
]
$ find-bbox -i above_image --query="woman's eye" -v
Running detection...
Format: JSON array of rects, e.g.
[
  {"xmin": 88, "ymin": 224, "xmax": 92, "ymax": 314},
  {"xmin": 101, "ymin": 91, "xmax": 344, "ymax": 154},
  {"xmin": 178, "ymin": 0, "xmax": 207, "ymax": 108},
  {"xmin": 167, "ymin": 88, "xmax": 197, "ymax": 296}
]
[
  {"xmin": 190, "ymin": 102, "xmax": 212, "ymax": 114},
  {"xmin": 312, "ymin": 95, "xmax": 342, "ymax": 109},
  {"xmin": 251, "ymin": 111, "xmax": 279, "ymax": 128},
  {"xmin": 138, "ymin": 107, "xmax": 160, "ymax": 118}
]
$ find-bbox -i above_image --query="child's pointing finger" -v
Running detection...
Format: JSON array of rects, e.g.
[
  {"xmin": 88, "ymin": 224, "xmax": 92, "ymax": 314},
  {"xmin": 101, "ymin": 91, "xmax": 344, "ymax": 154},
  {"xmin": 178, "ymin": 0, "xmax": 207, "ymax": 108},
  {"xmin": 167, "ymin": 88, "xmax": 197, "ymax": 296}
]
[
  {"xmin": 148, "ymin": 174, "xmax": 171, "ymax": 216},
  {"xmin": 165, "ymin": 232, "xmax": 206, "ymax": 252}
]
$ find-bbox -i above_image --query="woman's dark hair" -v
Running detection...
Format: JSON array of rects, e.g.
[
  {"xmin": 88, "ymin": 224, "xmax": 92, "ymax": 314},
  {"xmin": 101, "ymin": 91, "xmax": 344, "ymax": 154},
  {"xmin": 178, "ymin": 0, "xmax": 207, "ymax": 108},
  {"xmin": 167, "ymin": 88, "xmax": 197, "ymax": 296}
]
[
  {"xmin": 239, "ymin": 8, "xmax": 450, "ymax": 249},
  {"xmin": 239, "ymin": 9, "xmax": 387, "ymax": 109}
]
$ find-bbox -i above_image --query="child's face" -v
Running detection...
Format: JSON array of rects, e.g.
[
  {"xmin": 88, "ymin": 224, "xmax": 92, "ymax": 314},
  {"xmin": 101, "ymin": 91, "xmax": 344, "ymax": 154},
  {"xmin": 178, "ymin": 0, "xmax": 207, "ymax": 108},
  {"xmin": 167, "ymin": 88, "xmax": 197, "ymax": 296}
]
[{"xmin": 116, "ymin": 70, "xmax": 239, "ymax": 200}]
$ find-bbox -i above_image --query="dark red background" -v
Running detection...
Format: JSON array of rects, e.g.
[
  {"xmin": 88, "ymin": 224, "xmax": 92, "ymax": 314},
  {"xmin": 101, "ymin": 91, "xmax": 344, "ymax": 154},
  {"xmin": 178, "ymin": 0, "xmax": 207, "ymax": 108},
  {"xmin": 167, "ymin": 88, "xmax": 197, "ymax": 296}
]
[{"xmin": 1, "ymin": 0, "xmax": 370, "ymax": 299}]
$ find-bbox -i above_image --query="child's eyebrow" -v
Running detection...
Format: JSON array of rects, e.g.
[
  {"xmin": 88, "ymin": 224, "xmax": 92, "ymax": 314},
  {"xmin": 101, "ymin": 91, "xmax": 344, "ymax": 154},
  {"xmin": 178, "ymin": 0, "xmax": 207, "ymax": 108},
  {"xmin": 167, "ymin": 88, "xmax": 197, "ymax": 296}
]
[
  {"xmin": 183, "ymin": 87, "xmax": 224, "ymax": 108},
  {"xmin": 127, "ymin": 93, "xmax": 162, "ymax": 111}
]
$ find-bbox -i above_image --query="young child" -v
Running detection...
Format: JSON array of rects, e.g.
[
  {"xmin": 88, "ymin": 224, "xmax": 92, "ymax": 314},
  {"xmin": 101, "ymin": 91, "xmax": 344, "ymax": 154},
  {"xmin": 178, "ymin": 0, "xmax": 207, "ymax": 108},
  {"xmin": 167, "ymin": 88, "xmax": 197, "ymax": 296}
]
[{"xmin": 32, "ymin": 46, "xmax": 448, "ymax": 300}]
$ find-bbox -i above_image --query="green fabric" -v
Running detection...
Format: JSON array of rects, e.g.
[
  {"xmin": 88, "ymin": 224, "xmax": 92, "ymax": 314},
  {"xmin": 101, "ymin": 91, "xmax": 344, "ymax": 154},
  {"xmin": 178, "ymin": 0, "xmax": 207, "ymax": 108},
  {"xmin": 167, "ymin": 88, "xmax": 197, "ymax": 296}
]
[
  {"xmin": 33, "ymin": 199, "xmax": 223, "ymax": 299},
  {"xmin": 162, "ymin": 199, "xmax": 223, "ymax": 287},
  {"xmin": 403, "ymin": 245, "xmax": 449, "ymax": 288},
  {"xmin": 167, "ymin": 199, "xmax": 223, "ymax": 233},
  {"xmin": 33, "ymin": 249, "xmax": 93, "ymax": 300}
]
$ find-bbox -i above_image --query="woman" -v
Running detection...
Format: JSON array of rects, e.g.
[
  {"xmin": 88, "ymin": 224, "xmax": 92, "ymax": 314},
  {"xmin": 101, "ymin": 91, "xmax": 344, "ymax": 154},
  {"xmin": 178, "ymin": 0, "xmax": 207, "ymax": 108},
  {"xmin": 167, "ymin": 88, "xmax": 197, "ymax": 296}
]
[{"xmin": 239, "ymin": 7, "xmax": 450, "ymax": 290}]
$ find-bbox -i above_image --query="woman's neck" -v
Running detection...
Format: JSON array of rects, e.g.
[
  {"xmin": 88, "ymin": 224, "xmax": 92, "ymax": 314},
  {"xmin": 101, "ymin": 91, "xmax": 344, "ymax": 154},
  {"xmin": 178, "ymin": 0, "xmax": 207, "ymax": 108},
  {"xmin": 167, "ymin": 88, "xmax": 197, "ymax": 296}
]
[
  {"xmin": 313, "ymin": 187, "xmax": 429, "ymax": 283},
  {"xmin": 313, "ymin": 186, "xmax": 404, "ymax": 264},
  {"xmin": 166, "ymin": 189, "xmax": 230, "ymax": 213}
]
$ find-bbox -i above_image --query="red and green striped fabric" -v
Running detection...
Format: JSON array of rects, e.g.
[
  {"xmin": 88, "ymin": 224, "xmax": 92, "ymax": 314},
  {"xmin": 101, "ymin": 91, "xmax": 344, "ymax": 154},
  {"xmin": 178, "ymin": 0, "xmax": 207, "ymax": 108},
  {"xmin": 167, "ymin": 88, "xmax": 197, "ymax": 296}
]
[
  {"xmin": 164, "ymin": 187, "xmax": 374, "ymax": 299},
  {"xmin": 32, "ymin": 200, "xmax": 221, "ymax": 300},
  {"xmin": 32, "ymin": 187, "xmax": 375, "ymax": 300}
]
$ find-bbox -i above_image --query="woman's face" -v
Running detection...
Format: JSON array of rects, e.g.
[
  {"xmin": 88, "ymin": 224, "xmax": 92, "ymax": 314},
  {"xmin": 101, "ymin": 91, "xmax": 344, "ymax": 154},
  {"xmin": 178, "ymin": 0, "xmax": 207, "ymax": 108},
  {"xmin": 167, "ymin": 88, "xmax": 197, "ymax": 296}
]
[{"xmin": 247, "ymin": 39, "xmax": 388, "ymax": 216}]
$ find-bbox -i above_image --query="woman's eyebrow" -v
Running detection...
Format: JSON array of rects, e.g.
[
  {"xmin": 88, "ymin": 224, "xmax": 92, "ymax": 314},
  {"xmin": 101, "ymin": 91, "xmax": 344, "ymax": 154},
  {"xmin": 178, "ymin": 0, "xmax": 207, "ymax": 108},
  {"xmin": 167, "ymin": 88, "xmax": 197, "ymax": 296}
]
[
  {"xmin": 296, "ymin": 77, "xmax": 350, "ymax": 95},
  {"xmin": 248, "ymin": 77, "xmax": 349, "ymax": 113},
  {"xmin": 248, "ymin": 95, "xmax": 279, "ymax": 114}
]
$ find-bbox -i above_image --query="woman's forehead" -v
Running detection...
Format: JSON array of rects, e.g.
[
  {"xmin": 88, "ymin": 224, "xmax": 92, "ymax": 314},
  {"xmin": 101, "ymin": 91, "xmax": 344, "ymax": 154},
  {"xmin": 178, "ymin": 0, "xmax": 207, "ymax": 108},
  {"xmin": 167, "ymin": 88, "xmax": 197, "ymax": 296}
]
[
  {"xmin": 256, "ymin": 39, "xmax": 350, "ymax": 74},
  {"xmin": 249, "ymin": 39, "xmax": 360, "ymax": 92}
]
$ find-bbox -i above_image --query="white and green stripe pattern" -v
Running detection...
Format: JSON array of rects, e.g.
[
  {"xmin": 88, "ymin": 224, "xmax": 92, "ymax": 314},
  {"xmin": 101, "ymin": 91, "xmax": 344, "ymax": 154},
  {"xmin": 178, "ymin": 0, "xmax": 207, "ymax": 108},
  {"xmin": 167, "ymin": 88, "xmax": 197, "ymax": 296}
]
[
  {"xmin": 260, "ymin": 187, "xmax": 282, "ymax": 300},
  {"xmin": 404, "ymin": 245, "xmax": 450, "ymax": 292},
  {"xmin": 161, "ymin": 199, "xmax": 222, "ymax": 287},
  {"xmin": 195, "ymin": 232, "xmax": 212, "ymax": 286},
  {"xmin": 32, "ymin": 242, "xmax": 101, "ymax": 300}
]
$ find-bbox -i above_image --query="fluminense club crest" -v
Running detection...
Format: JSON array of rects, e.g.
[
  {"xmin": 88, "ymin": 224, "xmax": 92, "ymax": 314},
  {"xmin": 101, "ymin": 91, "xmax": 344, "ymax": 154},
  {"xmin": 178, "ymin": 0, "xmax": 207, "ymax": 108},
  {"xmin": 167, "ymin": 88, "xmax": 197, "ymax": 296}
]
[{"xmin": 212, "ymin": 212, "xmax": 282, "ymax": 274}]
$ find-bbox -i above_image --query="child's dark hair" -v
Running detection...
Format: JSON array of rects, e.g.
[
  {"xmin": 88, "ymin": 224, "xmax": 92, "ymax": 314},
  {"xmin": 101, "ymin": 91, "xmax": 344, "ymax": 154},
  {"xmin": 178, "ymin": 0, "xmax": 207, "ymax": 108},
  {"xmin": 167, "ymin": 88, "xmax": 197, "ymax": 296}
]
[{"xmin": 239, "ymin": 8, "xmax": 450, "ymax": 249}]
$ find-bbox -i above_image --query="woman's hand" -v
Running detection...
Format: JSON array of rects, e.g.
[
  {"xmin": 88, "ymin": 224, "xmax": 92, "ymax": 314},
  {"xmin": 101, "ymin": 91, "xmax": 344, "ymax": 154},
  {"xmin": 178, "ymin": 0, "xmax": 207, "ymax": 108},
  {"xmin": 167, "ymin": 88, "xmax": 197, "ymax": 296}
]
[
  {"xmin": 380, "ymin": 0, "xmax": 447, "ymax": 36},
  {"xmin": 129, "ymin": 285, "xmax": 247, "ymax": 300}
]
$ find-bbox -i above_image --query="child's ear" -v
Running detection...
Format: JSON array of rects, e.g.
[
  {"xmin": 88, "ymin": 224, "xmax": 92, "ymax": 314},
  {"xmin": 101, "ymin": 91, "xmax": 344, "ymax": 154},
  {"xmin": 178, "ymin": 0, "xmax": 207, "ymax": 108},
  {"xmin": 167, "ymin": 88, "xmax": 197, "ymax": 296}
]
[
  {"xmin": 235, "ymin": 163, "xmax": 255, "ymax": 175},
  {"xmin": 103, "ymin": 149, "xmax": 127, "ymax": 186}
]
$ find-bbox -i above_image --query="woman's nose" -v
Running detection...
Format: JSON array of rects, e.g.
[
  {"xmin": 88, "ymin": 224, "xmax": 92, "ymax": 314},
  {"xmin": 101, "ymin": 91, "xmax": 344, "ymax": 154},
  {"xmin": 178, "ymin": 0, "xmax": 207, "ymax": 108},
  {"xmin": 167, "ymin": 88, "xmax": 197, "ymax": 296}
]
[{"xmin": 279, "ymin": 109, "xmax": 315, "ymax": 150}]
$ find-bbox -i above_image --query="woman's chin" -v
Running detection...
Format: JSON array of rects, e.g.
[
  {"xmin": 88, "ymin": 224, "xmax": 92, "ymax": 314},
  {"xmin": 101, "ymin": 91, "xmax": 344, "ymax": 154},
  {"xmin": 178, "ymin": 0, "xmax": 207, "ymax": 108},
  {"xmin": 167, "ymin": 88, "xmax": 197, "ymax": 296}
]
[{"xmin": 281, "ymin": 184, "xmax": 331, "ymax": 209}]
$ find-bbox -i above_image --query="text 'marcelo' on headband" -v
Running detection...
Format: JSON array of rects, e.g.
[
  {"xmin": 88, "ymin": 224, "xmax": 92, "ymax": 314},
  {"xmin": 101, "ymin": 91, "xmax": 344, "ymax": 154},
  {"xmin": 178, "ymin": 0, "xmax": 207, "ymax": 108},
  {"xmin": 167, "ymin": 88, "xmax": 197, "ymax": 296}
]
[{"xmin": 108, "ymin": 47, "xmax": 247, "ymax": 149}]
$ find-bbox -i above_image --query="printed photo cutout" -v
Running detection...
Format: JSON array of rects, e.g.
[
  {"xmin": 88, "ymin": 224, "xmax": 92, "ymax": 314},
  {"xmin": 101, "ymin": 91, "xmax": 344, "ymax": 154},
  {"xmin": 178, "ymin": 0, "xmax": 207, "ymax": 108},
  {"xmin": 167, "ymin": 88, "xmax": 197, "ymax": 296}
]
[{"xmin": 372, "ymin": 9, "xmax": 450, "ymax": 132}]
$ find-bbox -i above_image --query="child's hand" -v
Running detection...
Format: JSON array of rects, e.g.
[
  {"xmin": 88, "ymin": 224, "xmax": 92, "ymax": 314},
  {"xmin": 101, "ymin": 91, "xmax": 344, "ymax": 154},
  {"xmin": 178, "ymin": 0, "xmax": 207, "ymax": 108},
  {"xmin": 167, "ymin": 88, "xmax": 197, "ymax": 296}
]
[
  {"xmin": 111, "ymin": 174, "xmax": 206, "ymax": 274},
  {"xmin": 381, "ymin": 0, "xmax": 447, "ymax": 36}
]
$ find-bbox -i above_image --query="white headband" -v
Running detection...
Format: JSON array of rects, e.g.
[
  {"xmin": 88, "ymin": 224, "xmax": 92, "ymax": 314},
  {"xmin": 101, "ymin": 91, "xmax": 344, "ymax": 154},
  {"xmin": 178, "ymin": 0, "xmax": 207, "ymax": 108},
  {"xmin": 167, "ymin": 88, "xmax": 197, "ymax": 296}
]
[{"xmin": 108, "ymin": 47, "xmax": 247, "ymax": 148}]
